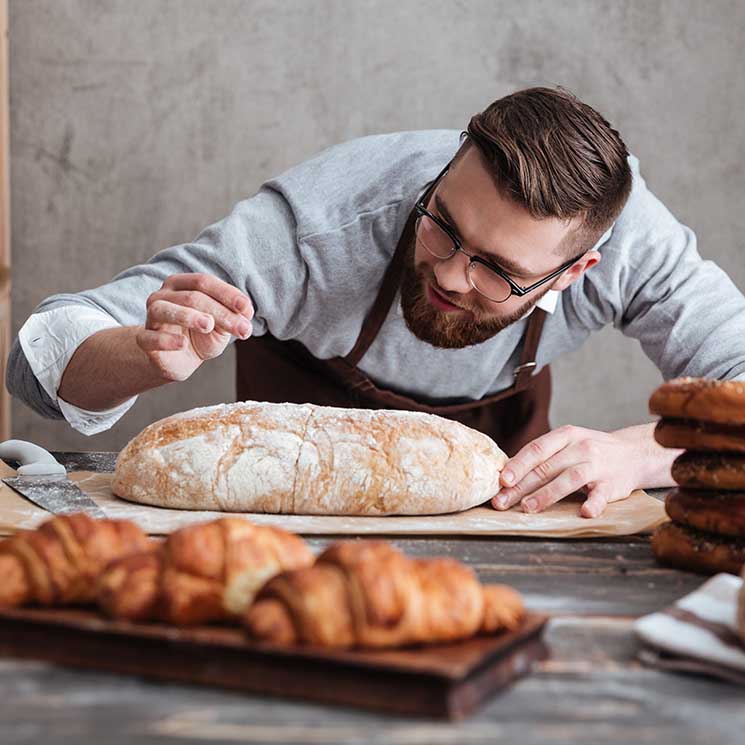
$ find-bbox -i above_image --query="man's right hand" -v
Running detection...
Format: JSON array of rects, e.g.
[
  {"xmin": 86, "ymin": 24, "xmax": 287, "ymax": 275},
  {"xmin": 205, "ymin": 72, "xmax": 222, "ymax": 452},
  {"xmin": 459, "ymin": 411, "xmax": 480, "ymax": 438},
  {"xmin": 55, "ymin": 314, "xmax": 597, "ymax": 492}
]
[{"xmin": 137, "ymin": 273, "xmax": 255, "ymax": 382}]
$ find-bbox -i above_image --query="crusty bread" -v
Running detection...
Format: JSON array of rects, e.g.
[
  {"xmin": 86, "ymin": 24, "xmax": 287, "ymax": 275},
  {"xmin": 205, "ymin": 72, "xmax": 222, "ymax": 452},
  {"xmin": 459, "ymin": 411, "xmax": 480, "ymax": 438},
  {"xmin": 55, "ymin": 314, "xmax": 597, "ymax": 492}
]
[
  {"xmin": 653, "ymin": 419, "xmax": 745, "ymax": 453},
  {"xmin": 671, "ymin": 452, "xmax": 745, "ymax": 490},
  {"xmin": 651, "ymin": 521, "xmax": 745, "ymax": 575},
  {"xmin": 664, "ymin": 489, "xmax": 745, "ymax": 537},
  {"xmin": 649, "ymin": 377, "xmax": 745, "ymax": 425},
  {"xmin": 112, "ymin": 401, "xmax": 508, "ymax": 516}
]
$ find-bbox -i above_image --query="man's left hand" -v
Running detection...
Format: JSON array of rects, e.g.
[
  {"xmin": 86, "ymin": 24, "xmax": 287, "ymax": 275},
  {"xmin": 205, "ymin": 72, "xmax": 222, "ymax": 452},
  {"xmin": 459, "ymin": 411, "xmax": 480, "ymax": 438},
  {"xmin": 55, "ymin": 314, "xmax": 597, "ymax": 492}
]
[{"xmin": 491, "ymin": 424, "xmax": 666, "ymax": 518}]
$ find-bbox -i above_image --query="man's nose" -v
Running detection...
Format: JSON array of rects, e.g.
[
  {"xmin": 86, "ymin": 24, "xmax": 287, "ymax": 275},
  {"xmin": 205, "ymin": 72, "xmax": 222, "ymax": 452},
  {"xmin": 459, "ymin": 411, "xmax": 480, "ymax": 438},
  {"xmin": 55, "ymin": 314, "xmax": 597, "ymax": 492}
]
[{"xmin": 433, "ymin": 251, "xmax": 472, "ymax": 295}]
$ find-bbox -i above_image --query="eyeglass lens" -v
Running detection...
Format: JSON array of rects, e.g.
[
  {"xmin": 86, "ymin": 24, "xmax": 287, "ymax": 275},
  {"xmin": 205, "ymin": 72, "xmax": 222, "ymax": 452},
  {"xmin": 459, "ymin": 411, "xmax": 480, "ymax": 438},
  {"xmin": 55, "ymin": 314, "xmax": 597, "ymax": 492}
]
[{"xmin": 416, "ymin": 214, "xmax": 512, "ymax": 302}]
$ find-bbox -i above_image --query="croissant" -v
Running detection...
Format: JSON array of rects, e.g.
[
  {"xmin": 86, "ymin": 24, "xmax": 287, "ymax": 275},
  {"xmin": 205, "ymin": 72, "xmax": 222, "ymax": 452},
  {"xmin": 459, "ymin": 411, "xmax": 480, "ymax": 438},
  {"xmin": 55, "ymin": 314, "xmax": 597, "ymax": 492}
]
[
  {"xmin": 0, "ymin": 513, "xmax": 152, "ymax": 607},
  {"xmin": 244, "ymin": 540, "xmax": 525, "ymax": 648},
  {"xmin": 97, "ymin": 517, "xmax": 314, "ymax": 625}
]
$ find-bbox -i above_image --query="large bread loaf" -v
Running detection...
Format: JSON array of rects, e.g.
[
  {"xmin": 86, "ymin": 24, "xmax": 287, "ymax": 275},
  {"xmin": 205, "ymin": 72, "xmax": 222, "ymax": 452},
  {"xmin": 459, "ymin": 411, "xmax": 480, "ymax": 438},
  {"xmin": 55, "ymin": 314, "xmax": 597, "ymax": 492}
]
[{"xmin": 112, "ymin": 401, "xmax": 508, "ymax": 516}]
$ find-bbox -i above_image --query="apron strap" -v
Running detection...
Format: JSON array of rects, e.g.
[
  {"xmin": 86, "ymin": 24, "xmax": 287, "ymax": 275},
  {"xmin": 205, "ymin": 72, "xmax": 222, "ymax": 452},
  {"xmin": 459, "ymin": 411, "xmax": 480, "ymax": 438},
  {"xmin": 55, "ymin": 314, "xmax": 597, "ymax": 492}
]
[
  {"xmin": 344, "ymin": 210, "xmax": 414, "ymax": 368},
  {"xmin": 344, "ymin": 175, "xmax": 441, "ymax": 368},
  {"xmin": 513, "ymin": 308, "xmax": 548, "ymax": 392}
]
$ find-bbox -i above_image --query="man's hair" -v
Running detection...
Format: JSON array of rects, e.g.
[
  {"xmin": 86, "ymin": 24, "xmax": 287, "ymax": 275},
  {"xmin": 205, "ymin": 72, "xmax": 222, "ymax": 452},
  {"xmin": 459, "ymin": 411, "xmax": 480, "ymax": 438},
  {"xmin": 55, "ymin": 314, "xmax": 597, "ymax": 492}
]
[{"xmin": 465, "ymin": 86, "xmax": 632, "ymax": 254}]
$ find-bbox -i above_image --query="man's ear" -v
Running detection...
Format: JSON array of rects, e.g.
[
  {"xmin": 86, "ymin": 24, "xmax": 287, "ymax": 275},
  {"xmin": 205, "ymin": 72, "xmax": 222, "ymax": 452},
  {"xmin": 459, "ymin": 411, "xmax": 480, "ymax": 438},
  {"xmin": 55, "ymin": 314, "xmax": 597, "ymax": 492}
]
[{"xmin": 552, "ymin": 250, "xmax": 601, "ymax": 291}]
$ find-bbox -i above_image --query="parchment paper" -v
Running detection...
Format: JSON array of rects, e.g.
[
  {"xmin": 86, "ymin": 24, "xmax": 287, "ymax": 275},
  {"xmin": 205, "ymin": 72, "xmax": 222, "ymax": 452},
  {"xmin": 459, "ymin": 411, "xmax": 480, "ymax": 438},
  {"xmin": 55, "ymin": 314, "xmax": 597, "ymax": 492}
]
[{"xmin": 0, "ymin": 462, "xmax": 666, "ymax": 538}]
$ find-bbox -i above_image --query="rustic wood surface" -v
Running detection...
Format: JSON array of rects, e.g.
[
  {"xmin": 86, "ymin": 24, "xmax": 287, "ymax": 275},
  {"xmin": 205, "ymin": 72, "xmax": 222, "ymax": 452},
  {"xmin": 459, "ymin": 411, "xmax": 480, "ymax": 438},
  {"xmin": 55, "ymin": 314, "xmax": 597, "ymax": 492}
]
[
  {"xmin": 0, "ymin": 607, "xmax": 550, "ymax": 720},
  {"xmin": 0, "ymin": 452, "xmax": 742, "ymax": 745}
]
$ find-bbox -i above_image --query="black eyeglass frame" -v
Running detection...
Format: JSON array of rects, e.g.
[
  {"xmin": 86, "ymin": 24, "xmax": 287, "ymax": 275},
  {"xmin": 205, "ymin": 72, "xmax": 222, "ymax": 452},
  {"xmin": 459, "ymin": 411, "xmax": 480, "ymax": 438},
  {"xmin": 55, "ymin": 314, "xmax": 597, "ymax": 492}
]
[{"xmin": 414, "ymin": 161, "xmax": 584, "ymax": 301}]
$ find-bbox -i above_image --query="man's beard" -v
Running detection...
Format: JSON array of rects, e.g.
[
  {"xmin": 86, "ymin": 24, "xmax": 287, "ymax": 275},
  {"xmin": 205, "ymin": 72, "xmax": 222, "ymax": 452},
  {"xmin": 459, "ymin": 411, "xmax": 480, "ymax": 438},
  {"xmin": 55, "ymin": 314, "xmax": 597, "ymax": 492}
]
[{"xmin": 400, "ymin": 240, "xmax": 548, "ymax": 349}]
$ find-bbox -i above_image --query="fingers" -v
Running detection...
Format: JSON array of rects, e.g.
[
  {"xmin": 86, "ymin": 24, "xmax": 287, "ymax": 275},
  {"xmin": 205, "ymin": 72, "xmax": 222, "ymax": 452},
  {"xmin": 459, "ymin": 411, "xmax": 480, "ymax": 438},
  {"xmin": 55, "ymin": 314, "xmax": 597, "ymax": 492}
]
[
  {"xmin": 489, "ymin": 426, "xmax": 638, "ymax": 518},
  {"xmin": 492, "ymin": 446, "xmax": 577, "ymax": 510},
  {"xmin": 146, "ymin": 293, "xmax": 251, "ymax": 339},
  {"xmin": 136, "ymin": 328, "xmax": 186, "ymax": 353},
  {"xmin": 580, "ymin": 487, "xmax": 608, "ymax": 519},
  {"xmin": 146, "ymin": 299, "xmax": 221, "ymax": 334},
  {"xmin": 516, "ymin": 463, "xmax": 593, "ymax": 514},
  {"xmin": 581, "ymin": 485, "xmax": 630, "ymax": 519},
  {"xmin": 161, "ymin": 274, "xmax": 254, "ymax": 319},
  {"xmin": 499, "ymin": 425, "xmax": 580, "ymax": 488}
]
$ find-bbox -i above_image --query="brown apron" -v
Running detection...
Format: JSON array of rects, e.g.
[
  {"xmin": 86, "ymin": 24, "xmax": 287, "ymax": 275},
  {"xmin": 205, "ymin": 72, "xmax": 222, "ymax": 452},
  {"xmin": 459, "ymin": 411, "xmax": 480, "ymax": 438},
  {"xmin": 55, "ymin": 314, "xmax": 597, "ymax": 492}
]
[{"xmin": 235, "ymin": 199, "xmax": 551, "ymax": 457}]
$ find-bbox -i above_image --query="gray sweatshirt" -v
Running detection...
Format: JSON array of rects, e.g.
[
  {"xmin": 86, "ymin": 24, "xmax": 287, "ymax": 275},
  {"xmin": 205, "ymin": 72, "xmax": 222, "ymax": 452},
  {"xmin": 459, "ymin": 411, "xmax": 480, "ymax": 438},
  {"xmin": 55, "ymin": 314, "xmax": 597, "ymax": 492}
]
[{"xmin": 7, "ymin": 130, "xmax": 745, "ymax": 434}]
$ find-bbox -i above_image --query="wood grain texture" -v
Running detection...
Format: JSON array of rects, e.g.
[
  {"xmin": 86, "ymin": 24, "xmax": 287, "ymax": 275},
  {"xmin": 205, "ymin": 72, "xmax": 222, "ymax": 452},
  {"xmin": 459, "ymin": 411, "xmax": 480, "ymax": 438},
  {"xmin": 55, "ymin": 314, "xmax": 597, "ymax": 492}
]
[
  {"xmin": 0, "ymin": 453, "xmax": 735, "ymax": 742},
  {"xmin": 0, "ymin": 606, "xmax": 549, "ymax": 719},
  {"xmin": 0, "ymin": 619, "xmax": 742, "ymax": 744}
]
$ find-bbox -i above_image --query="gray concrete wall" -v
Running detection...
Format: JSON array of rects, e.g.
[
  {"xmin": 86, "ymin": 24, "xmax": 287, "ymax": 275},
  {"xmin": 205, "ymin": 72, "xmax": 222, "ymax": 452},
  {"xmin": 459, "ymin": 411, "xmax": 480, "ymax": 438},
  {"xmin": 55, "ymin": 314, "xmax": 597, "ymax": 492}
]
[{"xmin": 7, "ymin": 0, "xmax": 745, "ymax": 452}]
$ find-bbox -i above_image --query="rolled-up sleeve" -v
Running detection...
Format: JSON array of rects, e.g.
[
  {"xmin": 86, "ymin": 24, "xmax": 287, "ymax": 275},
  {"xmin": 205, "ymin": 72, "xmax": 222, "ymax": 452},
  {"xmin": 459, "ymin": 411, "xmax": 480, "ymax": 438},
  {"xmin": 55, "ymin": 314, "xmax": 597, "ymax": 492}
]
[
  {"xmin": 14, "ymin": 306, "xmax": 137, "ymax": 435},
  {"xmin": 6, "ymin": 186, "xmax": 303, "ymax": 431}
]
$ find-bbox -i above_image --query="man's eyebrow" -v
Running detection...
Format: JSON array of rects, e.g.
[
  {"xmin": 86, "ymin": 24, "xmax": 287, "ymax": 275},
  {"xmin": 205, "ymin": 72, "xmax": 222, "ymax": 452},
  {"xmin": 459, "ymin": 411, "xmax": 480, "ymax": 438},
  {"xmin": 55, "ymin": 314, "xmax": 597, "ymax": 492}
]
[{"xmin": 434, "ymin": 194, "xmax": 535, "ymax": 277}]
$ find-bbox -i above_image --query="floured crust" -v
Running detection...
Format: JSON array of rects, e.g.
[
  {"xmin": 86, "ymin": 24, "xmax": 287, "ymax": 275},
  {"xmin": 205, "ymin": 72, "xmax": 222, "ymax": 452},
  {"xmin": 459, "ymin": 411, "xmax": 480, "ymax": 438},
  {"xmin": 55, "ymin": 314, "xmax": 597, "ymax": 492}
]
[
  {"xmin": 112, "ymin": 401, "xmax": 508, "ymax": 516},
  {"xmin": 649, "ymin": 377, "xmax": 745, "ymax": 425}
]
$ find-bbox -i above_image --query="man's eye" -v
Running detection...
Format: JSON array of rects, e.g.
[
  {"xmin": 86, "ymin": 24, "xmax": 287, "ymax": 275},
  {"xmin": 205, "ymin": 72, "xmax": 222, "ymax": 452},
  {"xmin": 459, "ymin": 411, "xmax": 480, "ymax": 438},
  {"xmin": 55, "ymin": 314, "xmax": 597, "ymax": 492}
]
[
  {"xmin": 487, "ymin": 261, "xmax": 519, "ymax": 280},
  {"xmin": 433, "ymin": 210, "xmax": 449, "ymax": 228},
  {"xmin": 431, "ymin": 214, "xmax": 520, "ymax": 279}
]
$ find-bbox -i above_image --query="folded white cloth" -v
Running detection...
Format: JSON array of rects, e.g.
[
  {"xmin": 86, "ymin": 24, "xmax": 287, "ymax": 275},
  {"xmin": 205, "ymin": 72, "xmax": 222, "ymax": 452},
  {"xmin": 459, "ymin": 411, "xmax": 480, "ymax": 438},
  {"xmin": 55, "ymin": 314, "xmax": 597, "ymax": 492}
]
[{"xmin": 633, "ymin": 573, "xmax": 745, "ymax": 684}]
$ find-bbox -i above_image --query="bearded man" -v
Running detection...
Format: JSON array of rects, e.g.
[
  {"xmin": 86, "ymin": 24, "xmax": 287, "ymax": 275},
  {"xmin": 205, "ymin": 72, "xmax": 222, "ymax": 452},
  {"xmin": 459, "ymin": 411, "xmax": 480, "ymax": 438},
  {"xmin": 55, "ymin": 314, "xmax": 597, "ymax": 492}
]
[{"xmin": 8, "ymin": 87, "xmax": 745, "ymax": 518}]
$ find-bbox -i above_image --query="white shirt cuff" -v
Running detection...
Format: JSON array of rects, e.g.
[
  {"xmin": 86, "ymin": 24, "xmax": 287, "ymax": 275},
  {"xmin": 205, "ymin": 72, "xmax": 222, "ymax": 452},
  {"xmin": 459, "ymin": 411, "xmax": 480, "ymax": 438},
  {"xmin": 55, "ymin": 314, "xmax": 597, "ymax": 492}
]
[
  {"xmin": 18, "ymin": 306, "xmax": 138, "ymax": 435},
  {"xmin": 56, "ymin": 395, "xmax": 138, "ymax": 436}
]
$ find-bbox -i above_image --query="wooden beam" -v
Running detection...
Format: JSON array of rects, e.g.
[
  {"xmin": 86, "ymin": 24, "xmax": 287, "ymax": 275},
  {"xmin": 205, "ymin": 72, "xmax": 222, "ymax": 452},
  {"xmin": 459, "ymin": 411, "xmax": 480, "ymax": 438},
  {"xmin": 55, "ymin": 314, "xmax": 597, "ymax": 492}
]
[{"xmin": 0, "ymin": 0, "xmax": 9, "ymax": 440}]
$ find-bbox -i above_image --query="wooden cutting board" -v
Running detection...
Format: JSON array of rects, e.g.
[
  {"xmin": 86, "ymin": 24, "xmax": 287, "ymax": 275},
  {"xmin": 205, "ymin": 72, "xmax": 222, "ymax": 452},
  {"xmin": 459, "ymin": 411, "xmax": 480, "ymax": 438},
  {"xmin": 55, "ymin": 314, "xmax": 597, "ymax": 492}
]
[{"xmin": 0, "ymin": 605, "xmax": 548, "ymax": 719}]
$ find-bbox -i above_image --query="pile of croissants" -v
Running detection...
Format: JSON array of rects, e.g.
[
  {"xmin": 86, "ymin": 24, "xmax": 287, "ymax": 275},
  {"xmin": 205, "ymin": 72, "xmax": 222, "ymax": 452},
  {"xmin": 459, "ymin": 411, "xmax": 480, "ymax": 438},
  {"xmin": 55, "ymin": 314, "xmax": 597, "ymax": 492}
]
[{"xmin": 0, "ymin": 514, "xmax": 525, "ymax": 649}]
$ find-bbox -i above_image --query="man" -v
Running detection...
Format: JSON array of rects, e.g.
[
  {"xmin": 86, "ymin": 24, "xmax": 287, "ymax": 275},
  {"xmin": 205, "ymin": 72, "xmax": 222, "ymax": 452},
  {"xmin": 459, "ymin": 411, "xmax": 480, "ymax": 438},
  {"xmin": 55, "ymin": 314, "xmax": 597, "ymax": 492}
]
[{"xmin": 7, "ymin": 87, "xmax": 745, "ymax": 518}]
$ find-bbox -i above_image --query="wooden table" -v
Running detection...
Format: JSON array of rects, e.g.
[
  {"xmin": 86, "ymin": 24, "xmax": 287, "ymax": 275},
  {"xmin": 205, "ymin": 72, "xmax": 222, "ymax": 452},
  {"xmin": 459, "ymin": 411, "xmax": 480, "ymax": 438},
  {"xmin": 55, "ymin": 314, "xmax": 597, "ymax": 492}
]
[{"xmin": 1, "ymin": 452, "xmax": 742, "ymax": 745}]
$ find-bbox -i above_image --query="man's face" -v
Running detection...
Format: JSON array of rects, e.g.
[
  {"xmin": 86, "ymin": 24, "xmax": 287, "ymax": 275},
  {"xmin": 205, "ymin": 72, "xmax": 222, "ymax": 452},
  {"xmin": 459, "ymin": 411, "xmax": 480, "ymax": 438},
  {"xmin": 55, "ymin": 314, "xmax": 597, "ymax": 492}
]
[{"xmin": 401, "ymin": 145, "xmax": 597, "ymax": 348}]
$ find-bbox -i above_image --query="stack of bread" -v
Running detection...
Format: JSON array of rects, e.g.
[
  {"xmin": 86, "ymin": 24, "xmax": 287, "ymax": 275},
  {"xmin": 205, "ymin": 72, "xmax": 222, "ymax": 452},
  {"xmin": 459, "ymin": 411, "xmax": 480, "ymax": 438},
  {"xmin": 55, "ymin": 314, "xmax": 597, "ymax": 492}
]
[
  {"xmin": 0, "ymin": 513, "xmax": 525, "ymax": 649},
  {"xmin": 649, "ymin": 377, "xmax": 745, "ymax": 575}
]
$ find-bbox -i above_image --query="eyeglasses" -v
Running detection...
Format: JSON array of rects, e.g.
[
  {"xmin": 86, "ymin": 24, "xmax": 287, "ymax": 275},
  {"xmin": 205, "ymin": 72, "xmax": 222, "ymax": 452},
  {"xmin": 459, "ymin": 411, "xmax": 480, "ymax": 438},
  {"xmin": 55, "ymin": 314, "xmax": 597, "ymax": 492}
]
[{"xmin": 414, "ymin": 163, "xmax": 583, "ymax": 303}]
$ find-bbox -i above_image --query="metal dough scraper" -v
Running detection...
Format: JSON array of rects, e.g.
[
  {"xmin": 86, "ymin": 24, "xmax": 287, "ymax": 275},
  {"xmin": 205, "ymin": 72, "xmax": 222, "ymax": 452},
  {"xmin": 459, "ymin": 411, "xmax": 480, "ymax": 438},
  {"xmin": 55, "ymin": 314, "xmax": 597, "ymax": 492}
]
[{"xmin": 0, "ymin": 439, "xmax": 106, "ymax": 518}]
